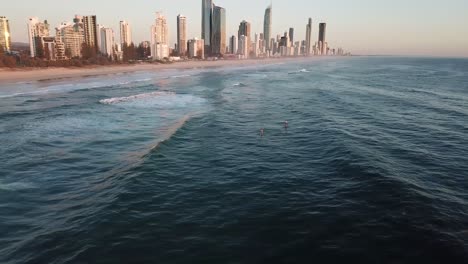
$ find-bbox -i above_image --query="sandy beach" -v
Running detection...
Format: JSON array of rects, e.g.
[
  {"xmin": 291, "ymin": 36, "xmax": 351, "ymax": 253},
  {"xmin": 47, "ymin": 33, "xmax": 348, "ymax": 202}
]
[{"xmin": 0, "ymin": 57, "xmax": 326, "ymax": 85}]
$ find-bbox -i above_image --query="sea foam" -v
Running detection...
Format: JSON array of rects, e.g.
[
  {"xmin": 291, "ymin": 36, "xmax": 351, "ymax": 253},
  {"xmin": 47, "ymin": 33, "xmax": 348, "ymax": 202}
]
[{"xmin": 99, "ymin": 91, "xmax": 177, "ymax": 105}]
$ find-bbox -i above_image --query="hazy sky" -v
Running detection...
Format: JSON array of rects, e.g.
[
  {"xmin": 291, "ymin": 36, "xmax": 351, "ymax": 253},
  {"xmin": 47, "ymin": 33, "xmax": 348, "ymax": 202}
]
[{"xmin": 3, "ymin": 0, "xmax": 468, "ymax": 57}]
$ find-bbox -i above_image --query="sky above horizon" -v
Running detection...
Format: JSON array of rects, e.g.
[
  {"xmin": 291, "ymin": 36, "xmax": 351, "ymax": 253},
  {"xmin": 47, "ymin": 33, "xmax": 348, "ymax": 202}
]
[{"xmin": 3, "ymin": 0, "xmax": 468, "ymax": 57}]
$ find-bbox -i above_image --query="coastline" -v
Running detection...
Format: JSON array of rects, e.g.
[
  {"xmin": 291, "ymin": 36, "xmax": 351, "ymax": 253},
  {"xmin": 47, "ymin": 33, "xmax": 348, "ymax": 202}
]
[{"xmin": 0, "ymin": 57, "xmax": 335, "ymax": 85}]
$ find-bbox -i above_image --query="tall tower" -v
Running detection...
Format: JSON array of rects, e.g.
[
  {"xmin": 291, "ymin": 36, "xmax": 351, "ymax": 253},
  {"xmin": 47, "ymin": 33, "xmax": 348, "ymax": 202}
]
[
  {"xmin": 263, "ymin": 5, "xmax": 272, "ymax": 51},
  {"xmin": 289, "ymin": 27, "xmax": 294, "ymax": 45},
  {"xmin": 202, "ymin": 0, "xmax": 213, "ymax": 51},
  {"xmin": 83, "ymin": 15, "xmax": 98, "ymax": 52},
  {"xmin": 229, "ymin": 35, "xmax": 237, "ymax": 54},
  {"xmin": 120, "ymin": 20, "xmax": 132, "ymax": 46},
  {"xmin": 151, "ymin": 12, "xmax": 169, "ymax": 60},
  {"xmin": 100, "ymin": 27, "xmax": 114, "ymax": 56},
  {"xmin": 177, "ymin": 15, "xmax": 187, "ymax": 56},
  {"xmin": 319, "ymin": 23, "xmax": 326, "ymax": 55},
  {"xmin": 238, "ymin": 20, "xmax": 251, "ymax": 54},
  {"xmin": 211, "ymin": 5, "xmax": 226, "ymax": 55},
  {"xmin": 27, "ymin": 17, "xmax": 50, "ymax": 57},
  {"xmin": 0, "ymin": 16, "xmax": 11, "ymax": 52},
  {"xmin": 305, "ymin": 18, "xmax": 312, "ymax": 55}
]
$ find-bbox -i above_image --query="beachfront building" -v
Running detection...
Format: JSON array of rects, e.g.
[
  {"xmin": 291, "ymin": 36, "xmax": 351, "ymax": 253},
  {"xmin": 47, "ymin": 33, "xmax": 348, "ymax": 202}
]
[
  {"xmin": 252, "ymin": 33, "xmax": 260, "ymax": 58},
  {"xmin": 0, "ymin": 16, "xmax": 11, "ymax": 52},
  {"xmin": 177, "ymin": 15, "xmax": 187, "ymax": 56},
  {"xmin": 319, "ymin": 23, "xmax": 326, "ymax": 55},
  {"xmin": 55, "ymin": 18, "xmax": 85, "ymax": 59},
  {"xmin": 119, "ymin": 20, "xmax": 132, "ymax": 46},
  {"xmin": 238, "ymin": 20, "xmax": 251, "ymax": 55},
  {"xmin": 263, "ymin": 5, "xmax": 272, "ymax": 52},
  {"xmin": 83, "ymin": 15, "xmax": 98, "ymax": 52},
  {"xmin": 42, "ymin": 36, "xmax": 57, "ymax": 60},
  {"xmin": 100, "ymin": 27, "xmax": 114, "ymax": 56},
  {"xmin": 28, "ymin": 17, "xmax": 50, "ymax": 57},
  {"xmin": 229, "ymin": 35, "xmax": 237, "ymax": 54},
  {"xmin": 238, "ymin": 35, "xmax": 249, "ymax": 59},
  {"xmin": 289, "ymin": 28, "xmax": 294, "ymax": 46},
  {"xmin": 211, "ymin": 5, "xmax": 226, "ymax": 56},
  {"xmin": 151, "ymin": 12, "xmax": 169, "ymax": 60},
  {"xmin": 187, "ymin": 38, "xmax": 204, "ymax": 59},
  {"xmin": 201, "ymin": 0, "xmax": 213, "ymax": 54},
  {"xmin": 305, "ymin": 18, "xmax": 312, "ymax": 55}
]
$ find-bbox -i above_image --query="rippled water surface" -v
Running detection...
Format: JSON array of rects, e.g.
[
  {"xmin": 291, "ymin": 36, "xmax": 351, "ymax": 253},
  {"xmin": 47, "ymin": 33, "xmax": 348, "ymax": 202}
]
[{"xmin": 1, "ymin": 57, "xmax": 468, "ymax": 263}]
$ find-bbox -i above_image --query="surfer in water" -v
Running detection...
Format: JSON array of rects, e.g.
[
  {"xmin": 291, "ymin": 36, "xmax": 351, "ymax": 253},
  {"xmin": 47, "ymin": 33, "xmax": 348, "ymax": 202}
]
[
  {"xmin": 260, "ymin": 128, "xmax": 265, "ymax": 137},
  {"xmin": 284, "ymin": 121, "xmax": 289, "ymax": 129}
]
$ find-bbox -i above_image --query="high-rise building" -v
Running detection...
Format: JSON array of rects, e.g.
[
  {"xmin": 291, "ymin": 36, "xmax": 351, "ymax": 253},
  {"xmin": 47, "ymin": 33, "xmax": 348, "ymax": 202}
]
[
  {"xmin": 238, "ymin": 20, "xmax": 251, "ymax": 55},
  {"xmin": 211, "ymin": 5, "xmax": 226, "ymax": 55},
  {"xmin": 55, "ymin": 18, "xmax": 85, "ymax": 59},
  {"xmin": 188, "ymin": 38, "xmax": 204, "ymax": 59},
  {"xmin": 56, "ymin": 17, "xmax": 85, "ymax": 59},
  {"xmin": 0, "ymin": 16, "xmax": 11, "ymax": 52},
  {"xmin": 83, "ymin": 15, "xmax": 98, "ymax": 52},
  {"xmin": 100, "ymin": 27, "xmax": 114, "ymax": 56},
  {"xmin": 238, "ymin": 35, "xmax": 249, "ymax": 59},
  {"xmin": 319, "ymin": 23, "xmax": 326, "ymax": 55},
  {"xmin": 305, "ymin": 18, "xmax": 312, "ymax": 55},
  {"xmin": 238, "ymin": 20, "xmax": 251, "ymax": 43},
  {"xmin": 263, "ymin": 5, "xmax": 272, "ymax": 52},
  {"xmin": 201, "ymin": 0, "xmax": 213, "ymax": 51},
  {"xmin": 253, "ymin": 33, "xmax": 260, "ymax": 58},
  {"xmin": 177, "ymin": 15, "xmax": 187, "ymax": 56},
  {"xmin": 28, "ymin": 17, "xmax": 50, "ymax": 57},
  {"xmin": 289, "ymin": 28, "xmax": 294, "ymax": 45},
  {"xmin": 151, "ymin": 12, "xmax": 169, "ymax": 60},
  {"xmin": 120, "ymin": 21, "xmax": 132, "ymax": 46},
  {"xmin": 229, "ymin": 35, "xmax": 237, "ymax": 54}
]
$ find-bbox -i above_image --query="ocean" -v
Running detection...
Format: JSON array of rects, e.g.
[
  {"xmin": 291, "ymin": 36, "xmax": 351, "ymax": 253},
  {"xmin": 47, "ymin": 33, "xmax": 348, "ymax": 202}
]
[{"xmin": 1, "ymin": 57, "xmax": 467, "ymax": 263}]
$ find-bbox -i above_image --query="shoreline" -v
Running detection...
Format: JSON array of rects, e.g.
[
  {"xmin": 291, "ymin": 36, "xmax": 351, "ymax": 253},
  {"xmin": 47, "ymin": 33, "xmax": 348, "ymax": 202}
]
[{"xmin": 0, "ymin": 57, "xmax": 338, "ymax": 85}]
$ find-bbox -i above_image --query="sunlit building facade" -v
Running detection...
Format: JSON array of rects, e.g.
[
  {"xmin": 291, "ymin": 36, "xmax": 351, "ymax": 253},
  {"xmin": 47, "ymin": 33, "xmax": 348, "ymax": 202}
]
[
  {"xmin": 263, "ymin": 6, "xmax": 272, "ymax": 52},
  {"xmin": 211, "ymin": 5, "xmax": 226, "ymax": 55},
  {"xmin": 177, "ymin": 15, "xmax": 187, "ymax": 56},
  {"xmin": 0, "ymin": 16, "xmax": 11, "ymax": 52}
]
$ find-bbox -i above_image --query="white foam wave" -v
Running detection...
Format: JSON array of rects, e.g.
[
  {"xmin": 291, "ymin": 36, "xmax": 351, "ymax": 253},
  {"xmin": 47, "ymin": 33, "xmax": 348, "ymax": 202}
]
[
  {"xmin": 169, "ymin": 74, "xmax": 192, "ymax": 79},
  {"xmin": 0, "ymin": 181, "xmax": 36, "ymax": 191},
  {"xmin": 99, "ymin": 91, "xmax": 177, "ymax": 105},
  {"xmin": 233, "ymin": 83, "xmax": 247, "ymax": 87}
]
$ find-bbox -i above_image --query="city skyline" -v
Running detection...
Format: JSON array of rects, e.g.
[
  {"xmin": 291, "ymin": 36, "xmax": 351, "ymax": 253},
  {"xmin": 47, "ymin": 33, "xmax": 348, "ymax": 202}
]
[{"xmin": 2, "ymin": 0, "xmax": 468, "ymax": 57}]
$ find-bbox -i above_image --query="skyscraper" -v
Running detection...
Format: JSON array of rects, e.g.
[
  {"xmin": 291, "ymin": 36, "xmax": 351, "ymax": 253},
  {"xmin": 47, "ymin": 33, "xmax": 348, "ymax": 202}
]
[
  {"xmin": 319, "ymin": 23, "xmax": 326, "ymax": 55},
  {"xmin": 201, "ymin": 0, "xmax": 213, "ymax": 50},
  {"xmin": 120, "ymin": 20, "xmax": 132, "ymax": 46},
  {"xmin": 263, "ymin": 5, "xmax": 272, "ymax": 52},
  {"xmin": 177, "ymin": 15, "xmax": 187, "ymax": 56},
  {"xmin": 238, "ymin": 20, "xmax": 251, "ymax": 55},
  {"xmin": 55, "ymin": 20, "xmax": 85, "ymax": 59},
  {"xmin": 238, "ymin": 35, "xmax": 249, "ymax": 58},
  {"xmin": 229, "ymin": 35, "xmax": 237, "ymax": 54},
  {"xmin": 28, "ymin": 17, "xmax": 50, "ymax": 57},
  {"xmin": 151, "ymin": 12, "xmax": 169, "ymax": 60},
  {"xmin": 83, "ymin": 15, "xmax": 98, "ymax": 52},
  {"xmin": 188, "ymin": 38, "xmax": 204, "ymax": 59},
  {"xmin": 305, "ymin": 18, "xmax": 312, "ymax": 55},
  {"xmin": 0, "ymin": 16, "xmax": 11, "ymax": 52},
  {"xmin": 289, "ymin": 28, "xmax": 294, "ymax": 45},
  {"xmin": 211, "ymin": 5, "xmax": 226, "ymax": 55},
  {"xmin": 100, "ymin": 27, "xmax": 114, "ymax": 56}
]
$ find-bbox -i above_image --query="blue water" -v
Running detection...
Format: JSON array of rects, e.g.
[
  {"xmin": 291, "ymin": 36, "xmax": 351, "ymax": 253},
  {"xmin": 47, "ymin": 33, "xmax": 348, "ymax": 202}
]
[{"xmin": 1, "ymin": 57, "xmax": 468, "ymax": 263}]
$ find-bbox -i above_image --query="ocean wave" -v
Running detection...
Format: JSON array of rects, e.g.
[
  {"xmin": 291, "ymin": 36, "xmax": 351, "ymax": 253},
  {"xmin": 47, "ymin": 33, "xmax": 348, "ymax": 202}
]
[
  {"xmin": 288, "ymin": 69, "xmax": 310, "ymax": 74},
  {"xmin": 0, "ymin": 181, "xmax": 36, "ymax": 191},
  {"xmin": 148, "ymin": 115, "xmax": 192, "ymax": 153},
  {"xmin": 99, "ymin": 91, "xmax": 177, "ymax": 105},
  {"xmin": 169, "ymin": 74, "xmax": 192, "ymax": 79}
]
